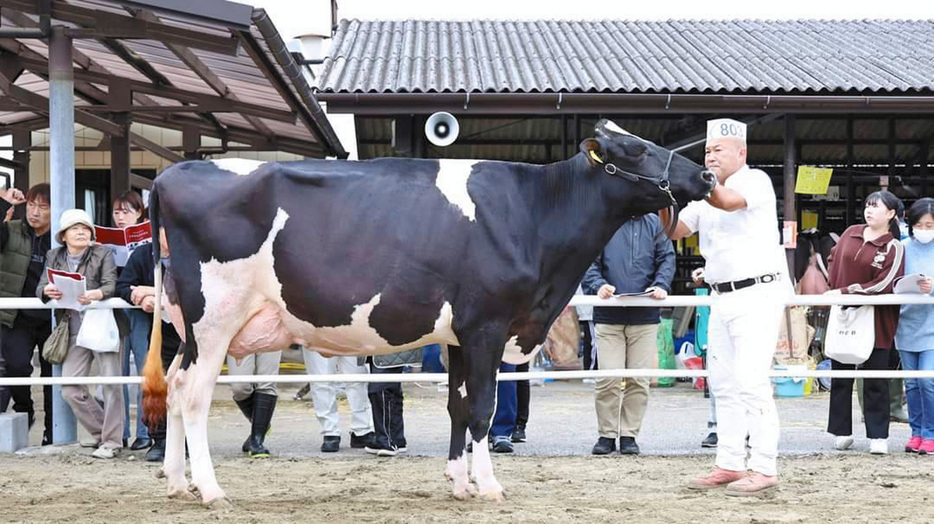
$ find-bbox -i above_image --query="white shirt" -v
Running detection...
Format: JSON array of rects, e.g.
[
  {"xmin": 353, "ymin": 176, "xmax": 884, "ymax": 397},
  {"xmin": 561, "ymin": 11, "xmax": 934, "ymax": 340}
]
[{"xmin": 679, "ymin": 165, "xmax": 786, "ymax": 284}]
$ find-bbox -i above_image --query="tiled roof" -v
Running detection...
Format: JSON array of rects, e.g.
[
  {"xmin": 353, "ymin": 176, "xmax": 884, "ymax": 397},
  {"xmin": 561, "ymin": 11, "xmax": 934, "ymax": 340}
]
[{"xmin": 317, "ymin": 19, "xmax": 934, "ymax": 94}]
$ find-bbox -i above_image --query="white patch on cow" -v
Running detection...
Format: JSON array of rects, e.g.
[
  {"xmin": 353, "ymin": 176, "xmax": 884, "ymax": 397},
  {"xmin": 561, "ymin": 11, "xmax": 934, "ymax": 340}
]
[
  {"xmin": 458, "ymin": 382, "xmax": 468, "ymax": 399},
  {"xmin": 211, "ymin": 158, "xmax": 265, "ymax": 176},
  {"xmin": 446, "ymin": 454, "xmax": 474, "ymax": 499},
  {"xmin": 471, "ymin": 432, "xmax": 503, "ymax": 500},
  {"xmin": 435, "ymin": 159, "xmax": 478, "ymax": 221},
  {"xmin": 603, "ymin": 121, "xmax": 632, "ymax": 136},
  {"xmin": 502, "ymin": 335, "xmax": 540, "ymax": 365}
]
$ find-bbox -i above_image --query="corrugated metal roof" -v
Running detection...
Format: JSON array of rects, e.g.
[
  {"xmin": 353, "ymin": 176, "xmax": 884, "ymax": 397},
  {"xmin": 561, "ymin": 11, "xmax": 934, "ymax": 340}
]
[{"xmin": 317, "ymin": 19, "xmax": 934, "ymax": 94}]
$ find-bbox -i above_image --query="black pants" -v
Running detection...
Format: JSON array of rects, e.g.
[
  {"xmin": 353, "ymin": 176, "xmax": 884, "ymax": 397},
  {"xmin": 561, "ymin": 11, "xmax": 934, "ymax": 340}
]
[
  {"xmin": 580, "ymin": 321, "xmax": 597, "ymax": 371},
  {"xmin": 368, "ymin": 362, "xmax": 406, "ymax": 449},
  {"xmin": 148, "ymin": 338, "xmax": 181, "ymax": 442},
  {"xmin": 0, "ymin": 315, "xmax": 52, "ymax": 441},
  {"xmin": 829, "ymin": 347, "xmax": 890, "ymax": 439},
  {"xmin": 515, "ymin": 362, "xmax": 530, "ymax": 430}
]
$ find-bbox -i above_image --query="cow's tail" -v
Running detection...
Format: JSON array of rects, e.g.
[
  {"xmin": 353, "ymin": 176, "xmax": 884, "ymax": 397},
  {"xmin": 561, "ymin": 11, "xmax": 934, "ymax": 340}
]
[{"xmin": 142, "ymin": 182, "xmax": 167, "ymax": 428}]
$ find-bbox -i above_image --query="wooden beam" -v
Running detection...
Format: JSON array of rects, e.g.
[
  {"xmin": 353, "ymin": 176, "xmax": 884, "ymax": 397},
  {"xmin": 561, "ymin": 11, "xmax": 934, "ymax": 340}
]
[
  {"xmin": 2, "ymin": 0, "xmax": 241, "ymax": 56},
  {"xmin": 14, "ymin": 55, "xmax": 296, "ymax": 122},
  {"xmin": 128, "ymin": 132, "xmax": 185, "ymax": 163}
]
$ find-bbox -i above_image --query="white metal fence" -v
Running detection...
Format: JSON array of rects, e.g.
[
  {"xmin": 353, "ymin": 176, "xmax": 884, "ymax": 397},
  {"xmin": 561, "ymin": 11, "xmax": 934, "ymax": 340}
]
[{"xmin": 1, "ymin": 293, "xmax": 933, "ymax": 386}]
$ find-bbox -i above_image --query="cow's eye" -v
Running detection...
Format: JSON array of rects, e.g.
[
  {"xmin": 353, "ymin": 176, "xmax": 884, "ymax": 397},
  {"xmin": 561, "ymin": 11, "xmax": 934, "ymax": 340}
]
[{"xmin": 625, "ymin": 142, "xmax": 648, "ymax": 157}]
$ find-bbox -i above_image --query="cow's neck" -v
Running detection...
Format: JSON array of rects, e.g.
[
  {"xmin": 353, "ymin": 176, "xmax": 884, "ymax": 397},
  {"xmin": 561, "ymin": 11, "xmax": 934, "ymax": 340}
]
[{"xmin": 526, "ymin": 154, "xmax": 634, "ymax": 310}]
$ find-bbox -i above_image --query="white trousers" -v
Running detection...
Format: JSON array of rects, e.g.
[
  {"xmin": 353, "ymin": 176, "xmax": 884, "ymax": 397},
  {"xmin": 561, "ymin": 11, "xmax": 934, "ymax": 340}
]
[
  {"xmin": 302, "ymin": 349, "xmax": 373, "ymax": 437},
  {"xmin": 707, "ymin": 280, "xmax": 785, "ymax": 476}
]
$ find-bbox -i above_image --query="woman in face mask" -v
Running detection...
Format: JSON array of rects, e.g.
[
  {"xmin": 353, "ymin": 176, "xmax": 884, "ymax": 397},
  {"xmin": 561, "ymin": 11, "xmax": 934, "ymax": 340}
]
[{"xmin": 895, "ymin": 197, "xmax": 934, "ymax": 455}]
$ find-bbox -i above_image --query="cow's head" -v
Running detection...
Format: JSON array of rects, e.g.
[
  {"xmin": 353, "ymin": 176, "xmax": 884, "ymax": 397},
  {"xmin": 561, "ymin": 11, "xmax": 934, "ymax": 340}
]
[{"xmin": 580, "ymin": 119, "xmax": 716, "ymax": 233}]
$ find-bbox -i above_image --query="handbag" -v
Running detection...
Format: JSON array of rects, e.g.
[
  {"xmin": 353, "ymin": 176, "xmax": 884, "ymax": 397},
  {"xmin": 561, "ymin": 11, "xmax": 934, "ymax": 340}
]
[
  {"xmin": 76, "ymin": 308, "xmax": 121, "ymax": 353},
  {"xmin": 823, "ymin": 305, "xmax": 874, "ymax": 364},
  {"xmin": 41, "ymin": 318, "xmax": 70, "ymax": 365}
]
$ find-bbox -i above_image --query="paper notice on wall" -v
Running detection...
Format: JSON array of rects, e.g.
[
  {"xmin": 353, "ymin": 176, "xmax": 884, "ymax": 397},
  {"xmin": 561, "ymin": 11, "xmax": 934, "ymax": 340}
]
[
  {"xmin": 47, "ymin": 268, "xmax": 87, "ymax": 310},
  {"xmin": 95, "ymin": 221, "xmax": 152, "ymax": 266},
  {"xmin": 795, "ymin": 166, "xmax": 834, "ymax": 194},
  {"xmin": 782, "ymin": 220, "xmax": 798, "ymax": 249}
]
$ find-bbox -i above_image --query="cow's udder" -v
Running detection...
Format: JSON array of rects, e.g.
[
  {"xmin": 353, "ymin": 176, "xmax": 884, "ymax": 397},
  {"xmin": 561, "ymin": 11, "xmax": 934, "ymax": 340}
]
[{"xmin": 228, "ymin": 302, "xmax": 296, "ymax": 359}]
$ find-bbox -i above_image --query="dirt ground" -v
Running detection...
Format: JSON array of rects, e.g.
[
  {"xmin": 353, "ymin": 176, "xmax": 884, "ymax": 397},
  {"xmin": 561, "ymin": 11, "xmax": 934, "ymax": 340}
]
[
  {"xmin": 3, "ymin": 381, "xmax": 932, "ymax": 523},
  {"xmin": 2, "ymin": 451, "xmax": 933, "ymax": 523}
]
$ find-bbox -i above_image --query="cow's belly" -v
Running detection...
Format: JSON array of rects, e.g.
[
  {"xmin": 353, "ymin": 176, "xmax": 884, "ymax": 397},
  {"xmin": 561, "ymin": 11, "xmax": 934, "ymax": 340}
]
[{"xmin": 227, "ymin": 296, "xmax": 460, "ymax": 359}]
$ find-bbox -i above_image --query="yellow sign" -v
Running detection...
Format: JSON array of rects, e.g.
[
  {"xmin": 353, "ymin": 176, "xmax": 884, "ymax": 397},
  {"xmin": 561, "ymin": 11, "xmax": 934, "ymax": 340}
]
[
  {"xmin": 795, "ymin": 166, "xmax": 834, "ymax": 194},
  {"xmin": 802, "ymin": 210, "xmax": 819, "ymax": 230}
]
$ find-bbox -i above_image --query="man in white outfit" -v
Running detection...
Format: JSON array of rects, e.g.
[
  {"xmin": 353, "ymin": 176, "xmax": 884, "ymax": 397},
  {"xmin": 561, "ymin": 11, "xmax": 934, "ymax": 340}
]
[
  {"xmin": 302, "ymin": 349, "xmax": 375, "ymax": 452},
  {"xmin": 672, "ymin": 118, "xmax": 790, "ymax": 496}
]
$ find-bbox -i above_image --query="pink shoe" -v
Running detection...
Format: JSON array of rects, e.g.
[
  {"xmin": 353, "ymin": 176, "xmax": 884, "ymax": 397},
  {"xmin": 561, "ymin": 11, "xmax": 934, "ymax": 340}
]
[
  {"xmin": 919, "ymin": 439, "xmax": 934, "ymax": 455},
  {"xmin": 687, "ymin": 467, "xmax": 746, "ymax": 490},
  {"xmin": 725, "ymin": 472, "xmax": 779, "ymax": 497},
  {"xmin": 905, "ymin": 436, "xmax": 922, "ymax": 453}
]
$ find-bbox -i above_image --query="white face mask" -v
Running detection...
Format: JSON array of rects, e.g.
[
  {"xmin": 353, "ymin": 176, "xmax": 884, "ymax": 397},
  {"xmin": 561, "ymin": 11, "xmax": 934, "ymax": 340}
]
[{"xmin": 914, "ymin": 230, "xmax": 934, "ymax": 244}]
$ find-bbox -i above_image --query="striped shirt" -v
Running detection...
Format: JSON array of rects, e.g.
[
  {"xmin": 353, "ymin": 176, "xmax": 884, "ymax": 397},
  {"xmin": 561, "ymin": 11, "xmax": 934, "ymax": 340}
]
[{"xmin": 828, "ymin": 225, "xmax": 906, "ymax": 350}]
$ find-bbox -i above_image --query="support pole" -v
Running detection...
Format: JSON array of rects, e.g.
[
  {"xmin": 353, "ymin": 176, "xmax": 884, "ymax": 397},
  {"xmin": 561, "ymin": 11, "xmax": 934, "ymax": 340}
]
[
  {"xmin": 783, "ymin": 114, "xmax": 796, "ymax": 276},
  {"xmin": 49, "ymin": 27, "xmax": 78, "ymax": 444},
  {"xmin": 12, "ymin": 130, "xmax": 30, "ymax": 221}
]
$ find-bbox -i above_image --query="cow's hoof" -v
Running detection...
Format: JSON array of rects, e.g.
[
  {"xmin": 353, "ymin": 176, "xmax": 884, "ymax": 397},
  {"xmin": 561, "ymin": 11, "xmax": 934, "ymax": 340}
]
[
  {"xmin": 167, "ymin": 486, "xmax": 197, "ymax": 502},
  {"xmin": 479, "ymin": 489, "xmax": 506, "ymax": 502},
  {"xmin": 155, "ymin": 467, "xmax": 166, "ymax": 479},
  {"xmin": 451, "ymin": 483, "xmax": 477, "ymax": 500},
  {"xmin": 204, "ymin": 497, "xmax": 232, "ymax": 510}
]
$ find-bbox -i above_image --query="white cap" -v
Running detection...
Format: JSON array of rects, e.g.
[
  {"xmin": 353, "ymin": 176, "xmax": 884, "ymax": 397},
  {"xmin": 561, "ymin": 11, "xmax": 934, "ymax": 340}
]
[
  {"xmin": 706, "ymin": 118, "xmax": 747, "ymax": 145},
  {"xmin": 56, "ymin": 208, "xmax": 96, "ymax": 244}
]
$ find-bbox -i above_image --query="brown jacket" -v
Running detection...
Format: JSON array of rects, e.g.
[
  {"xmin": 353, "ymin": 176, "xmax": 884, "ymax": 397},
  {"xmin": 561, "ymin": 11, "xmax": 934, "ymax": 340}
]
[
  {"xmin": 36, "ymin": 244, "xmax": 127, "ymax": 335},
  {"xmin": 827, "ymin": 225, "xmax": 905, "ymax": 350}
]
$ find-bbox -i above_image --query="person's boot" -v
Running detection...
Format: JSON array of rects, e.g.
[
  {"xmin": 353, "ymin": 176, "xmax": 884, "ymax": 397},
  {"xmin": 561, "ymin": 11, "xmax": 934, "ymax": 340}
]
[
  {"xmin": 235, "ymin": 393, "xmax": 255, "ymax": 453},
  {"xmin": 248, "ymin": 393, "xmax": 277, "ymax": 458},
  {"xmin": 889, "ymin": 379, "xmax": 909, "ymax": 423},
  {"xmin": 146, "ymin": 439, "xmax": 166, "ymax": 462}
]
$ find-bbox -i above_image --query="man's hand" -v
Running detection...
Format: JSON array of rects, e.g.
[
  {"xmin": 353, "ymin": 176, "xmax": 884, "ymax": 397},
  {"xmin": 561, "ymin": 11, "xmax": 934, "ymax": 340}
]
[
  {"xmin": 646, "ymin": 287, "xmax": 668, "ymax": 300},
  {"xmin": 43, "ymin": 284, "xmax": 62, "ymax": 300},
  {"xmin": 920, "ymin": 277, "xmax": 933, "ymax": 294},
  {"xmin": 130, "ymin": 285, "xmax": 155, "ymax": 305},
  {"xmin": 1, "ymin": 188, "xmax": 26, "ymax": 206},
  {"xmin": 823, "ymin": 289, "xmax": 842, "ymax": 295},
  {"xmin": 141, "ymin": 295, "xmax": 156, "ymax": 313},
  {"xmin": 597, "ymin": 284, "xmax": 616, "ymax": 299},
  {"xmin": 691, "ymin": 267, "xmax": 706, "ymax": 285}
]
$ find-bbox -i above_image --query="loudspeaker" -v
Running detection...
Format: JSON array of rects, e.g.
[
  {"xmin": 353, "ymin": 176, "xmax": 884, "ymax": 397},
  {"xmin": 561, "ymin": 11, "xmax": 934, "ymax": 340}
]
[{"xmin": 424, "ymin": 112, "xmax": 459, "ymax": 147}]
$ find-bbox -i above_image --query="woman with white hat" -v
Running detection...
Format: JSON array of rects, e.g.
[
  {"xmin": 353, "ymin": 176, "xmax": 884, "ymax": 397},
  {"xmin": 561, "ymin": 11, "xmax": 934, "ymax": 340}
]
[{"xmin": 37, "ymin": 208, "xmax": 125, "ymax": 459}]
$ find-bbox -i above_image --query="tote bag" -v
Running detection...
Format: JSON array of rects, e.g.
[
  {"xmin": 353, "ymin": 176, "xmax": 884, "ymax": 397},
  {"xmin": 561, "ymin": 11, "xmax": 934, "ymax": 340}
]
[
  {"xmin": 823, "ymin": 305, "xmax": 874, "ymax": 365},
  {"xmin": 76, "ymin": 309, "xmax": 121, "ymax": 353}
]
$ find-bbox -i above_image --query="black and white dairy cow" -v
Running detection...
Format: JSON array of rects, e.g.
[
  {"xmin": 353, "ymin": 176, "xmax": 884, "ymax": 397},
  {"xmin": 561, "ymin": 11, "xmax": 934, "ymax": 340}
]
[{"xmin": 142, "ymin": 119, "xmax": 716, "ymax": 507}]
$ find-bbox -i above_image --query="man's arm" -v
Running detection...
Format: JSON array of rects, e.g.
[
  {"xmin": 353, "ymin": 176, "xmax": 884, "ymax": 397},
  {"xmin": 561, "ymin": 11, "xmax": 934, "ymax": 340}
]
[
  {"xmin": 581, "ymin": 252, "xmax": 608, "ymax": 295},
  {"xmin": 704, "ymin": 184, "xmax": 747, "ymax": 212},
  {"xmin": 651, "ymin": 221, "xmax": 676, "ymax": 292}
]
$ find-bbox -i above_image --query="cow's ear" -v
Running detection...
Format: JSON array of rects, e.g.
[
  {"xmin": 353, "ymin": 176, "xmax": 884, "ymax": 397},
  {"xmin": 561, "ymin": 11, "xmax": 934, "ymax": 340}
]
[{"xmin": 580, "ymin": 138, "xmax": 606, "ymax": 167}]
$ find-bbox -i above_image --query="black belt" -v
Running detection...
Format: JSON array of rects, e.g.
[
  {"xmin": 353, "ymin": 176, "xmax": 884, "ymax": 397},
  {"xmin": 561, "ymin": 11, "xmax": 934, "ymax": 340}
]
[{"xmin": 711, "ymin": 273, "xmax": 780, "ymax": 294}]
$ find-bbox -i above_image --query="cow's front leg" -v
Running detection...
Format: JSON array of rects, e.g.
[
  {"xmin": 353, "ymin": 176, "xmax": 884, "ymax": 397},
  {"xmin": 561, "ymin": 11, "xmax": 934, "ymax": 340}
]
[
  {"xmin": 444, "ymin": 345, "xmax": 475, "ymax": 500},
  {"xmin": 463, "ymin": 332, "xmax": 507, "ymax": 502},
  {"xmin": 179, "ymin": 338, "xmax": 231, "ymax": 509},
  {"xmin": 164, "ymin": 355, "xmax": 196, "ymax": 501}
]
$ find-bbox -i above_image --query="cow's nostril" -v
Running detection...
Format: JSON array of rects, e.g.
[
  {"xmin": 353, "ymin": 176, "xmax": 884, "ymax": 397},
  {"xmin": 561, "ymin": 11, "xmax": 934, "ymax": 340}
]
[{"xmin": 701, "ymin": 170, "xmax": 716, "ymax": 183}]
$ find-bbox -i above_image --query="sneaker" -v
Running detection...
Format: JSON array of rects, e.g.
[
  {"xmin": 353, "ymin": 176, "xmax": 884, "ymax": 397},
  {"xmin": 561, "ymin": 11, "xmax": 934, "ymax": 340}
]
[
  {"xmin": 918, "ymin": 439, "xmax": 934, "ymax": 455},
  {"xmin": 491, "ymin": 436, "xmax": 514, "ymax": 453},
  {"xmin": 591, "ymin": 436, "xmax": 616, "ymax": 455},
  {"xmin": 701, "ymin": 432, "xmax": 718, "ymax": 448},
  {"xmin": 619, "ymin": 436, "xmax": 640, "ymax": 455},
  {"xmin": 725, "ymin": 472, "xmax": 779, "ymax": 497},
  {"xmin": 687, "ymin": 467, "xmax": 746, "ymax": 490},
  {"xmin": 91, "ymin": 442, "xmax": 121, "ymax": 459},
  {"xmin": 145, "ymin": 440, "xmax": 165, "ymax": 462},
  {"xmin": 905, "ymin": 436, "xmax": 923, "ymax": 453},
  {"xmin": 321, "ymin": 435, "xmax": 340, "ymax": 453},
  {"xmin": 834, "ymin": 435, "xmax": 854, "ymax": 451},
  {"xmin": 511, "ymin": 427, "xmax": 527, "ymax": 443},
  {"xmin": 130, "ymin": 437, "xmax": 153, "ymax": 451},
  {"xmin": 350, "ymin": 432, "xmax": 376, "ymax": 449},
  {"xmin": 364, "ymin": 445, "xmax": 398, "ymax": 457},
  {"xmin": 80, "ymin": 438, "xmax": 102, "ymax": 449},
  {"xmin": 869, "ymin": 438, "xmax": 888, "ymax": 455}
]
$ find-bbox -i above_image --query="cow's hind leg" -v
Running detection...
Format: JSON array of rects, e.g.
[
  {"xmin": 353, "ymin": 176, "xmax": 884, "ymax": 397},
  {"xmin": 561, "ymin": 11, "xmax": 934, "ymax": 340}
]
[
  {"xmin": 164, "ymin": 354, "xmax": 196, "ymax": 501},
  {"xmin": 444, "ymin": 345, "xmax": 475, "ymax": 500},
  {"xmin": 179, "ymin": 335, "xmax": 232, "ymax": 508},
  {"xmin": 462, "ymin": 331, "xmax": 507, "ymax": 502}
]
